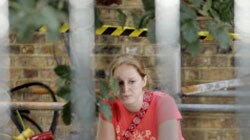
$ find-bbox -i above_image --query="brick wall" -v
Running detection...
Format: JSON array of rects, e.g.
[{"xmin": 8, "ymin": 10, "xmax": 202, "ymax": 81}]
[
  {"xmin": 8, "ymin": 0, "xmax": 244, "ymax": 139},
  {"xmin": 9, "ymin": 33, "xmax": 72, "ymax": 138},
  {"xmin": 181, "ymin": 46, "xmax": 239, "ymax": 140},
  {"xmin": 96, "ymin": 1, "xmax": 242, "ymax": 140}
]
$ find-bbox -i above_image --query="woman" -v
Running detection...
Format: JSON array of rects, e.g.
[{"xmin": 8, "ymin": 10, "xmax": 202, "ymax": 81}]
[{"xmin": 96, "ymin": 55, "xmax": 185, "ymax": 140}]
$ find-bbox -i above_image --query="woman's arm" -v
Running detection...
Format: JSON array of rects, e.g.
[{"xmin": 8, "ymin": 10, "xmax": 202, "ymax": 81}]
[
  {"xmin": 158, "ymin": 119, "xmax": 179, "ymax": 140},
  {"xmin": 96, "ymin": 118, "xmax": 116, "ymax": 140}
]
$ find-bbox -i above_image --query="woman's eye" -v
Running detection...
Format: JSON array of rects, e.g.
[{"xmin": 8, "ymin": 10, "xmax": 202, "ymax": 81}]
[
  {"xmin": 128, "ymin": 80, "xmax": 136, "ymax": 84},
  {"xmin": 118, "ymin": 81, "xmax": 123, "ymax": 86}
]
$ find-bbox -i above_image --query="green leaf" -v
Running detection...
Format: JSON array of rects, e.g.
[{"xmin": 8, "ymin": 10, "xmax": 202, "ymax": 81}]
[
  {"xmin": 132, "ymin": 14, "xmax": 142, "ymax": 29},
  {"xmin": 17, "ymin": 0, "xmax": 36, "ymax": 10},
  {"xmin": 62, "ymin": 101, "xmax": 72, "ymax": 125},
  {"xmin": 211, "ymin": 0, "xmax": 234, "ymax": 24},
  {"xmin": 9, "ymin": 0, "xmax": 68, "ymax": 42},
  {"xmin": 138, "ymin": 11, "xmax": 155, "ymax": 29},
  {"xmin": 189, "ymin": 0, "xmax": 204, "ymax": 8},
  {"xmin": 208, "ymin": 8, "xmax": 220, "ymax": 22},
  {"xmin": 99, "ymin": 80, "xmax": 110, "ymax": 99},
  {"xmin": 110, "ymin": 77, "xmax": 119, "ymax": 95},
  {"xmin": 201, "ymin": 0, "xmax": 212, "ymax": 16},
  {"xmin": 95, "ymin": 8, "xmax": 104, "ymax": 29},
  {"xmin": 186, "ymin": 40, "xmax": 200, "ymax": 57},
  {"xmin": 40, "ymin": 6, "xmax": 61, "ymax": 42},
  {"xmin": 208, "ymin": 23, "xmax": 230, "ymax": 51},
  {"xmin": 181, "ymin": 20, "xmax": 199, "ymax": 43},
  {"xmin": 54, "ymin": 65, "xmax": 71, "ymax": 79},
  {"xmin": 57, "ymin": 85, "xmax": 71, "ymax": 100},
  {"xmin": 99, "ymin": 103, "xmax": 112, "ymax": 121},
  {"xmin": 56, "ymin": 78, "xmax": 67, "ymax": 87},
  {"xmin": 117, "ymin": 9, "xmax": 127, "ymax": 27},
  {"xmin": 142, "ymin": 0, "xmax": 155, "ymax": 11},
  {"xmin": 180, "ymin": 4, "xmax": 197, "ymax": 23},
  {"xmin": 147, "ymin": 20, "xmax": 156, "ymax": 43}
]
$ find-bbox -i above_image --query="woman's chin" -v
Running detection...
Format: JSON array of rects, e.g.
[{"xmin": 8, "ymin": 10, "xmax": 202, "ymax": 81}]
[{"xmin": 121, "ymin": 98, "xmax": 134, "ymax": 105}]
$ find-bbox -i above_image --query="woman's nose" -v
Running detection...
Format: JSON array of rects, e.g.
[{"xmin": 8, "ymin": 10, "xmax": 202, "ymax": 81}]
[{"xmin": 121, "ymin": 83, "xmax": 129, "ymax": 92}]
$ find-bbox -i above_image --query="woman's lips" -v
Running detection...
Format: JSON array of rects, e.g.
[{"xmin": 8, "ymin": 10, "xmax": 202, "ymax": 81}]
[{"xmin": 122, "ymin": 95, "xmax": 130, "ymax": 98}]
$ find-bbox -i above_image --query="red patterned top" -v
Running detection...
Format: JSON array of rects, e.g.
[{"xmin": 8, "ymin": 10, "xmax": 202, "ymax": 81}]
[{"xmin": 100, "ymin": 91, "xmax": 184, "ymax": 140}]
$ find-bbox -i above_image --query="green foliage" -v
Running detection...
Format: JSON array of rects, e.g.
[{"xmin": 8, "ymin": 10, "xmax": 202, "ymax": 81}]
[
  {"xmin": 62, "ymin": 101, "xmax": 72, "ymax": 125},
  {"xmin": 54, "ymin": 63, "xmax": 119, "ymax": 124},
  {"xmin": 182, "ymin": 0, "xmax": 234, "ymax": 55},
  {"xmin": 9, "ymin": 0, "xmax": 68, "ymax": 42},
  {"xmin": 142, "ymin": 0, "xmax": 155, "ymax": 11},
  {"xmin": 110, "ymin": 78, "xmax": 119, "ymax": 96},
  {"xmin": 130, "ymin": 0, "xmax": 234, "ymax": 56},
  {"xmin": 95, "ymin": 8, "xmax": 104, "ymax": 29},
  {"xmin": 207, "ymin": 22, "xmax": 230, "ymax": 51},
  {"xmin": 117, "ymin": 9, "xmax": 127, "ymax": 27},
  {"xmin": 99, "ymin": 103, "xmax": 113, "ymax": 121},
  {"xmin": 54, "ymin": 64, "xmax": 72, "ymax": 125},
  {"xmin": 54, "ymin": 65, "xmax": 71, "ymax": 79},
  {"xmin": 96, "ymin": 78, "xmax": 119, "ymax": 120},
  {"xmin": 147, "ymin": 20, "xmax": 156, "ymax": 43}
]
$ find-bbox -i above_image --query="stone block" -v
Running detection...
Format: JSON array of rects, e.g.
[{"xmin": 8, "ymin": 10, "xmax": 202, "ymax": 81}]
[
  {"xmin": 16, "ymin": 56, "xmax": 46, "ymax": 68},
  {"xmin": 31, "ymin": 33, "xmax": 47, "ymax": 43},
  {"xmin": 94, "ymin": 45, "xmax": 122, "ymax": 54},
  {"xmin": 200, "ymin": 68, "xmax": 235, "ymax": 81},
  {"xmin": 20, "ymin": 45, "xmax": 35, "ymax": 54},
  {"xmin": 207, "ymin": 130, "xmax": 223, "ymax": 140},
  {"xmin": 181, "ymin": 96, "xmax": 235, "ymax": 104},
  {"xmin": 99, "ymin": 8, "xmax": 119, "ymax": 20},
  {"xmin": 10, "ymin": 68, "xmax": 23, "ymax": 79},
  {"xmin": 182, "ymin": 129, "xmax": 205, "ymax": 140},
  {"xmin": 23, "ymin": 69, "xmax": 38, "ymax": 78},
  {"xmin": 143, "ymin": 45, "xmax": 156, "ymax": 56},
  {"xmin": 124, "ymin": 45, "xmax": 142, "ymax": 55},
  {"xmin": 222, "ymin": 129, "xmax": 240, "ymax": 140},
  {"xmin": 39, "ymin": 69, "xmax": 57, "ymax": 79},
  {"xmin": 211, "ymin": 55, "xmax": 231, "ymax": 67},
  {"xmin": 182, "ymin": 69, "xmax": 200, "ymax": 81},
  {"xmin": 94, "ymin": 55, "xmax": 115, "ymax": 70},
  {"xmin": 9, "ymin": 44, "xmax": 20, "ymax": 54}
]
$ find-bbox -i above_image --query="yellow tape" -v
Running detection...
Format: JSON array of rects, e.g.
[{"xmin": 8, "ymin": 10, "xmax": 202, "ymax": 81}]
[
  {"xmin": 60, "ymin": 22, "xmax": 69, "ymax": 33},
  {"xmin": 198, "ymin": 31, "xmax": 238, "ymax": 40},
  {"xmin": 38, "ymin": 23, "xmax": 238, "ymax": 40},
  {"xmin": 38, "ymin": 23, "xmax": 69, "ymax": 33},
  {"xmin": 96, "ymin": 25, "xmax": 148, "ymax": 37}
]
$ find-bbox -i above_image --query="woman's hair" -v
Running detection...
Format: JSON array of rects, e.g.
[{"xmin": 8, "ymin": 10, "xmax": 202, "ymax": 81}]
[
  {"xmin": 110, "ymin": 55, "xmax": 146, "ymax": 78},
  {"xmin": 109, "ymin": 54, "xmax": 152, "ymax": 89}
]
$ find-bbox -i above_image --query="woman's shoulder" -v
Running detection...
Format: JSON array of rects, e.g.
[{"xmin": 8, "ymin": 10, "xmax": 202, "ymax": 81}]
[
  {"xmin": 147, "ymin": 90, "xmax": 174, "ymax": 100},
  {"xmin": 148, "ymin": 90, "xmax": 178, "ymax": 109},
  {"xmin": 148, "ymin": 91, "xmax": 182, "ymax": 122}
]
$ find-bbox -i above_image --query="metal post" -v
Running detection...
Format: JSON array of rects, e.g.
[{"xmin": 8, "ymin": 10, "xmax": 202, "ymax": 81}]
[
  {"xmin": 179, "ymin": 104, "xmax": 250, "ymax": 112},
  {"xmin": 234, "ymin": 0, "xmax": 250, "ymax": 135},
  {"xmin": 155, "ymin": 0, "xmax": 181, "ymax": 101},
  {"xmin": 0, "ymin": 0, "xmax": 10, "ymax": 137},
  {"xmin": 69, "ymin": 0, "xmax": 96, "ymax": 139}
]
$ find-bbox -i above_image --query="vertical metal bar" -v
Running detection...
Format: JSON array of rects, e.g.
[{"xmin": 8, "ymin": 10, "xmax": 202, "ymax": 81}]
[
  {"xmin": 69, "ymin": 0, "xmax": 96, "ymax": 139},
  {"xmin": 155, "ymin": 0, "xmax": 181, "ymax": 100},
  {"xmin": 234, "ymin": 0, "xmax": 250, "ymax": 137},
  {"xmin": 0, "ymin": 0, "xmax": 10, "ymax": 137}
]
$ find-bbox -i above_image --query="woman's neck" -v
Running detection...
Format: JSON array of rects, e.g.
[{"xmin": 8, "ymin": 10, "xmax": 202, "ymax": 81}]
[{"xmin": 124, "ymin": 92, "xmax": 144, "ymax": 113}]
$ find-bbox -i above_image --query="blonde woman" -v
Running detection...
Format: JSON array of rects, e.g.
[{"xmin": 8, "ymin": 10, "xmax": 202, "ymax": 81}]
[{"xmin": 96, "ymin": 55, "xmax": 184, "ymax": 140}]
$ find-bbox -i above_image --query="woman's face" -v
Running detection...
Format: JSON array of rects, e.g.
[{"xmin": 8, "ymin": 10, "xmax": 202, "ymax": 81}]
[{"xmin": 113, "ymin": 64, "xmax": 147, "ymax": 105}]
